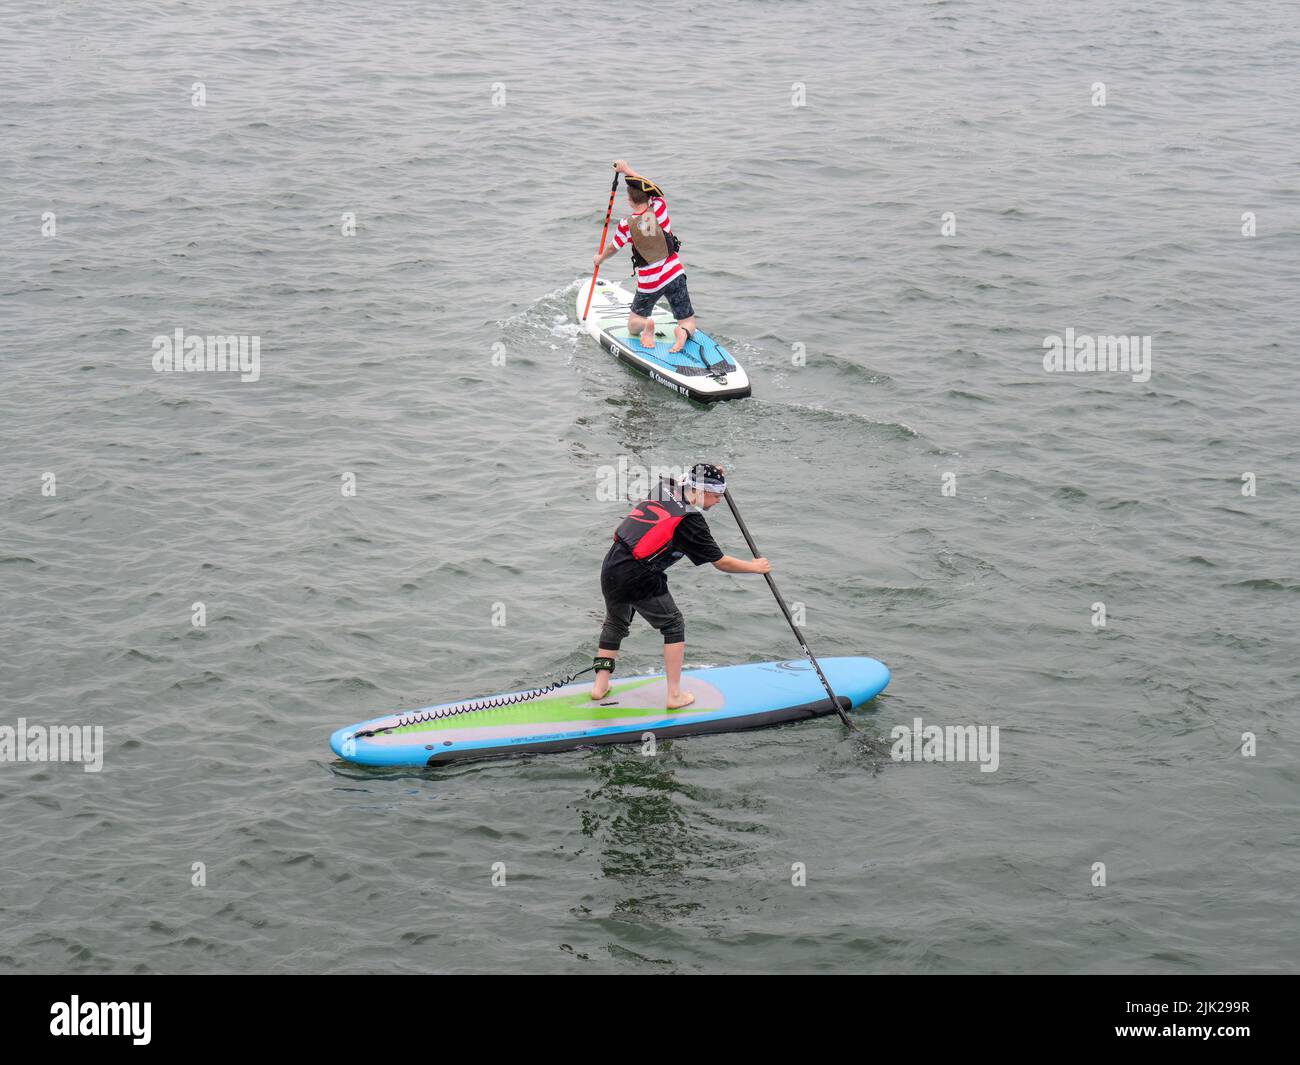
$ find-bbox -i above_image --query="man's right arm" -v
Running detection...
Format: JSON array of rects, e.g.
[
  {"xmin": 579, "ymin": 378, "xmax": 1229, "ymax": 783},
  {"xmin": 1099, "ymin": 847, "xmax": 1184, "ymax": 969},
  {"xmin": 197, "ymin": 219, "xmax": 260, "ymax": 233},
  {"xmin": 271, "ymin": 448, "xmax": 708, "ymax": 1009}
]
[
  {"xmin": 677, "ymin": 513, "xmax": 764, "ymax": 573},
  {"xmin": 594, "ymin": 219, "xmax": 629, "ymax": 267},
  {"xmin": 713, "ymin": 555, "xmax": 770, "ymax": 574}
]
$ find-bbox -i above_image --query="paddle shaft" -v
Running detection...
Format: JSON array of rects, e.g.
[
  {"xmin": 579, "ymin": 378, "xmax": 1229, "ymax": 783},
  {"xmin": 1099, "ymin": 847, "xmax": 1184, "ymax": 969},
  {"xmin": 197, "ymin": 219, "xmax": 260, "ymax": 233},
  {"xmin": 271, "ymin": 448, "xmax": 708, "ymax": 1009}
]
[
  {"xmin": 723, "ymin": 488, "xmax": 857, "ymax": 730},
  {"xmin": 581, "ymin": 171, "xmax": 620, "ymax": 321}
]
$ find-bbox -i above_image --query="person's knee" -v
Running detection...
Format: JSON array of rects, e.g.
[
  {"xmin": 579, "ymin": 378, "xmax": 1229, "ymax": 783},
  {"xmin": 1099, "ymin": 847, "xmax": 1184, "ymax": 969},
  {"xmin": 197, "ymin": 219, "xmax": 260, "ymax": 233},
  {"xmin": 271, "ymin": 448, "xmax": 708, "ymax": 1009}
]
[
  {"xmin": 660, "ymin": 611, "xmax": 685, "ymax": 643},
  {"xmin": 600, "ymin": 615, "xmax": 630, "ymax": 649}
]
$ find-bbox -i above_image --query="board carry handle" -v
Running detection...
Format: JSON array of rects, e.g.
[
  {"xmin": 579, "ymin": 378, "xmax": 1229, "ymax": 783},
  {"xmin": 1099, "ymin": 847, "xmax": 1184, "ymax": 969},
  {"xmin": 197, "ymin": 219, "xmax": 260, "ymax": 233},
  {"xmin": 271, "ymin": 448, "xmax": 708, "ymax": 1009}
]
[
  {"xmin": 582, "ymin": 168, "xmax": 621, "ymax": 321},
  {"xmin": 723, "ymin": 487, "xmax": 859, "ymax": 731}
]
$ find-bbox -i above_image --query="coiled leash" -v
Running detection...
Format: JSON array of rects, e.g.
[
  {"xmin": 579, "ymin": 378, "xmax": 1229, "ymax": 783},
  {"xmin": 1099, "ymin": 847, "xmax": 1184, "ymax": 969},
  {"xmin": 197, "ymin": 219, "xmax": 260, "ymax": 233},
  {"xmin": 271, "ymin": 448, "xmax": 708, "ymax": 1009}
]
[{"xmin": 352, "ymin": 658, "xmax": 616, "ymax": 737}]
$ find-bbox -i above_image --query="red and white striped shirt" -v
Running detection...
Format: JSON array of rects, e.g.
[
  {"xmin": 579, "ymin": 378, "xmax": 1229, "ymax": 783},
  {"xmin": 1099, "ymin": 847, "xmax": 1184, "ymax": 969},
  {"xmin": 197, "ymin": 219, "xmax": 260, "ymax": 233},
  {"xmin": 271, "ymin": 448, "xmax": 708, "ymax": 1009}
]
[{"xmin": 612, "ymin": 197, "xmax": 684, "ymax": 293}]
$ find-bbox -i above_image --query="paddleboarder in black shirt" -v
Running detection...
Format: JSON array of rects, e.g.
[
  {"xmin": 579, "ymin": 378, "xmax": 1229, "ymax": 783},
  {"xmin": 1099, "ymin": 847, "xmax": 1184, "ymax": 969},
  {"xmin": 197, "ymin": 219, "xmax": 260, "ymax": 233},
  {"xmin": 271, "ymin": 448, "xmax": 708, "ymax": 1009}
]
[{"xmin": 591, "ymin": 464, "xmax": 770, "ymax": 708}]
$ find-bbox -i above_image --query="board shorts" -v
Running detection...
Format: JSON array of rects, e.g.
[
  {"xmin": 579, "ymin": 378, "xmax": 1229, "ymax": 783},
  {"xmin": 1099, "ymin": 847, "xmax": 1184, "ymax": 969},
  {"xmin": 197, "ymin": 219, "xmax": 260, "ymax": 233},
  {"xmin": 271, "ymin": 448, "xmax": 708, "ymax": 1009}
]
[
  {"xmin": 599, "ymin": 563, "xmax": 686, "ymax": 648},
  {"xmin": 630, "ymin": 274, "xmax": 693, "ymax": 321}
]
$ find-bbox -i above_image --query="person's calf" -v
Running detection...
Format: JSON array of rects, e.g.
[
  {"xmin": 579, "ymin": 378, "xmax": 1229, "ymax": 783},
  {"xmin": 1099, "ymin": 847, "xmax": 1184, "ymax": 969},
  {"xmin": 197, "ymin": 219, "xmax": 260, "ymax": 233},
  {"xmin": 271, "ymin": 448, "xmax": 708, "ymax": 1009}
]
[{"xmin": 662, "ymin": 639, "xmax": 694, "ymax": 709}]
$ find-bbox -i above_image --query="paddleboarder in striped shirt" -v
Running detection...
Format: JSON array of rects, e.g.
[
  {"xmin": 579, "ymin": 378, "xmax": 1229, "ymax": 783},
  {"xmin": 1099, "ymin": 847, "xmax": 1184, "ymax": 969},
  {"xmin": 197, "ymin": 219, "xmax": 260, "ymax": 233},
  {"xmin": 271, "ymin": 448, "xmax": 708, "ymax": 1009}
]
[{"xmin": 591, "ymin": 160, "xmax": 698, "ymax": 354}]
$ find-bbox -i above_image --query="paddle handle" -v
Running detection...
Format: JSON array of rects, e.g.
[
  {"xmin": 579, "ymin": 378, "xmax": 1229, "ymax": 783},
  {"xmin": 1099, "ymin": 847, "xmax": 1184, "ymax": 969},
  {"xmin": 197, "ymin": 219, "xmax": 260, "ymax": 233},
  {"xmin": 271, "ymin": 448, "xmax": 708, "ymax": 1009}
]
[
  {"xmin": 723, "ymin": 488, "xmax": 857, "ymax": 730},
  {"xmin": 581, "ymin": 170, "xmax": 620, "ymax": 321}
]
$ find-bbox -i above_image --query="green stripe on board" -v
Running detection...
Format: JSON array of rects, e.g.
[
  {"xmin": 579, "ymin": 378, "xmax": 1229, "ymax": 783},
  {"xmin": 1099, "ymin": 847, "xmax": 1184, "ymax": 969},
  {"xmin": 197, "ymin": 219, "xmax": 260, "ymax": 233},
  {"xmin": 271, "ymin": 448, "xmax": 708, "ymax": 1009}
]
[{"xmin": 389, "ymin": 676, "xmax": 669, "ymax": 734}]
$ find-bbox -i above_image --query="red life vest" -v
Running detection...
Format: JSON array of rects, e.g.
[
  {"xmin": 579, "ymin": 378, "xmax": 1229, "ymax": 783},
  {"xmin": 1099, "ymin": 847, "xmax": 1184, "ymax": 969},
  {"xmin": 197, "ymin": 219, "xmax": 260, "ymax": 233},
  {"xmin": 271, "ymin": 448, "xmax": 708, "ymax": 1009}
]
[{"xmin": 614, "ymin": 496, "xmax": 690, "ymax": 562}]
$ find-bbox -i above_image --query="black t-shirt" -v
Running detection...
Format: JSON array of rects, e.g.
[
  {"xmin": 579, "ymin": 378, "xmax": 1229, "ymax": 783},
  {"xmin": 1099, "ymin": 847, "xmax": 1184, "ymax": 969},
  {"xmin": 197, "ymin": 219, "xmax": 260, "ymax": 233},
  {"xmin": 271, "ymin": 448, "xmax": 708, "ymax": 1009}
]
[{"xmin": 602, "ymin": 510, "xmax": 724, "ymax": 599}]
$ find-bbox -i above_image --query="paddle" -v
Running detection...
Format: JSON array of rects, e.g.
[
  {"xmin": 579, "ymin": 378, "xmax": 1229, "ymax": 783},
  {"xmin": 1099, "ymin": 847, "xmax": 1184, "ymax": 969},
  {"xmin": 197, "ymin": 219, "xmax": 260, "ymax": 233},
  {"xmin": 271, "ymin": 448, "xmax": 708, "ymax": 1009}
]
[
  {"xmin": 581, "ymin": 169, "xmax": 621, "ymax": 321},
  {"xmin": 723, "ymin": 488, "xmax": 859, "ymax": 731}
]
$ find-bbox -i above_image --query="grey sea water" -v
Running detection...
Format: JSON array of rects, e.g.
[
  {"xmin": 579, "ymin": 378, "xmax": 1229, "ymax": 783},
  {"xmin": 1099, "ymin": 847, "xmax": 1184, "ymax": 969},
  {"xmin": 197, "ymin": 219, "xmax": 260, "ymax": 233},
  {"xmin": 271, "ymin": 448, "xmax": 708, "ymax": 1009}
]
[{"xmin": 1, "ymin": 0, "xmax": 1297, "ymax": 975}]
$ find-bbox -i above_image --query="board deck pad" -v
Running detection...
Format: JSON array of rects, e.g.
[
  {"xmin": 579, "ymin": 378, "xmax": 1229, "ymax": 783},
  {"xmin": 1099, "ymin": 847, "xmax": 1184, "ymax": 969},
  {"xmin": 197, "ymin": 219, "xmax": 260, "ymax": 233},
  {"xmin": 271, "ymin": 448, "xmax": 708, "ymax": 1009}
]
[
  {"xmin": 576, "ymin": 277, "xmax": 751, "ymax": 402},
  {"xmin": 608, "ymin": 328, "xmax": 735, "ymax": 377},
  {"xmin": 330, "ymin": 656, "xmax": 889, "ymax": 767}
]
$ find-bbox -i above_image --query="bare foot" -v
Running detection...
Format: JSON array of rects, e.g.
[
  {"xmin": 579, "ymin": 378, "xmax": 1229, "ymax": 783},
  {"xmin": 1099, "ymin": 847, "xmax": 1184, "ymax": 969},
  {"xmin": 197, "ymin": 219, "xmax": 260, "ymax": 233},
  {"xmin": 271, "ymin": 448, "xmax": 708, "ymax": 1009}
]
[
  {"xmin": 666, "ymin": 691, "xmax": 695, "ymax": 710},
  {"xmin": 590, "ymin": 682, "xmax": 610, "ymax": 700},
  {"xmin": 639, "ymin": 324, "xmax": 656, "ymax": 349},
  {"xmin": 668, "ymin": 325, "xmax": 689, "ymax": 353}
]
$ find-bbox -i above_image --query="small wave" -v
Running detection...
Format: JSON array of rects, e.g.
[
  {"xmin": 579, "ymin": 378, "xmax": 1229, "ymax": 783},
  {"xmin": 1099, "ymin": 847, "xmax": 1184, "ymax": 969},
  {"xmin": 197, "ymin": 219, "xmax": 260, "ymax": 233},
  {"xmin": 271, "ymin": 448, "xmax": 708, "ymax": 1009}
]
[
  {"xmin": 768, "ymin": 400, "xmax": 922, "ymax": 440},
  {"xmin": 1229, "ymin": 578, "xmax": 1298, "ymax": 593},
  {"xmin": 1053, "ymin": 486, "xmax": 1088, "ymax": 503}
]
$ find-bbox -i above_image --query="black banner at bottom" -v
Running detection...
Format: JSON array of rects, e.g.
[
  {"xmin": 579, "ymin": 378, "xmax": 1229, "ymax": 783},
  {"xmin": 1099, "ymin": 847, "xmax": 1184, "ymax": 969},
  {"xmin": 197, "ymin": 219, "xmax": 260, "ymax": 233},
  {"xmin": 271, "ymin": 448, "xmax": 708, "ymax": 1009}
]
[{"xmin": 4, "ymin": 974, "xmax": 1290, "ymax": 1051}]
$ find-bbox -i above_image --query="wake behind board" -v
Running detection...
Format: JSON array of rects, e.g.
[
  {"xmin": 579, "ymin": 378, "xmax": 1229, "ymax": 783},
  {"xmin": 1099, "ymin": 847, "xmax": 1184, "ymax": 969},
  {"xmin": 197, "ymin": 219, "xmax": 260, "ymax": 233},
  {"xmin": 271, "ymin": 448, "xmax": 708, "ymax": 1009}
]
[
  {"xmin": 576, "ymin": 277, "xmax": 751, "ymax": 403},
  {"xmin": 330, "ymin": 656, "xmax": 888, "ymax": 767}
]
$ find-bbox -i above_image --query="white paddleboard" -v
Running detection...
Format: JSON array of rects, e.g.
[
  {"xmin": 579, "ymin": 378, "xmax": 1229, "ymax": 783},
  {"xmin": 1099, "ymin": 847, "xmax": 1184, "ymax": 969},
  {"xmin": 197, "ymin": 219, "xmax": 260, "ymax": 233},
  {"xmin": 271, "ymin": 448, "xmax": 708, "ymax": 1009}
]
[{"xmin": 575, "ymin": 277, "xmax": 751, "ymax": 402}]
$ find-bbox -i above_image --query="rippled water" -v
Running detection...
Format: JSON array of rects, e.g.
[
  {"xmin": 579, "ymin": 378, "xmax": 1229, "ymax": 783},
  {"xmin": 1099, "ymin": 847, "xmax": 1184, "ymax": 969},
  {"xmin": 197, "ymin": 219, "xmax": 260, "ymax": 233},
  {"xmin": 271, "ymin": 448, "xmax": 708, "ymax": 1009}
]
[{"xmin": 2, "ymin": 1, "xmax": 1297, "ymax": 974}]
